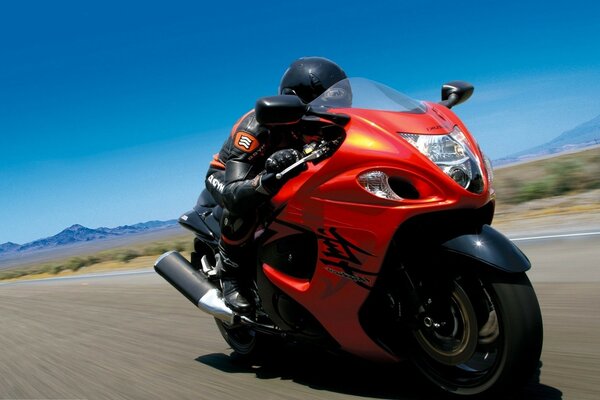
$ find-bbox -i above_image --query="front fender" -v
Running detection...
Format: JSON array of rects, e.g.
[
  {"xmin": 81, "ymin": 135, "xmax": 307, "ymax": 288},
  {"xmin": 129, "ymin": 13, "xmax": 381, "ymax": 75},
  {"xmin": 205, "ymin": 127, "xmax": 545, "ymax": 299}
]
[{"xmin": 441, "ymin": 225, "xmax": 530, "ymax": 273}]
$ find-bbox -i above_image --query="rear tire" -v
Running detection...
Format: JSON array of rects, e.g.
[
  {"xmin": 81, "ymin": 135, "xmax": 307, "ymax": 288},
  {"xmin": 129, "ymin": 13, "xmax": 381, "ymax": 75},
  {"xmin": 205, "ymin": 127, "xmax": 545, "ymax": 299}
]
[
  {"xmin": 411, "ymin": 268, "xmax": 543, "ymax": 396},
  {"xmin": 214, "ymin": 319, "xmax": 276, "ymax": 362}
]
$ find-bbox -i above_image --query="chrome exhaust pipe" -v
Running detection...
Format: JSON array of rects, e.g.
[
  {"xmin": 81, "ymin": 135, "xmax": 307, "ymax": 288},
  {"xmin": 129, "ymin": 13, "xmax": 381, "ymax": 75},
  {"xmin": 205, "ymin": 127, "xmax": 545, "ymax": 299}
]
[{"xmin": 154, "ymin": 251, "xmax": 234, "ymax": 324}]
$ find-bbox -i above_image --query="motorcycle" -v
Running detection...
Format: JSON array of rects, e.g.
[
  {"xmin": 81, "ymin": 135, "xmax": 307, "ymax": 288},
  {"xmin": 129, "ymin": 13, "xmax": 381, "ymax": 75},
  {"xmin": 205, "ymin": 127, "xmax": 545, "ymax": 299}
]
[{"xmin": 155, "ymin": 78, "xmax": 543, "ymax": 396}]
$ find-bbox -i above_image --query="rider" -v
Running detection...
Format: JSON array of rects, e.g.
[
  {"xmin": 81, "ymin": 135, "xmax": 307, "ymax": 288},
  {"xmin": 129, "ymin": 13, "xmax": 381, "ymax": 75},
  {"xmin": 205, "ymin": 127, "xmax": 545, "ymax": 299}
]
[{"xmin": 203, "ymin": 57, "xmax": 347, "ymax": 313}]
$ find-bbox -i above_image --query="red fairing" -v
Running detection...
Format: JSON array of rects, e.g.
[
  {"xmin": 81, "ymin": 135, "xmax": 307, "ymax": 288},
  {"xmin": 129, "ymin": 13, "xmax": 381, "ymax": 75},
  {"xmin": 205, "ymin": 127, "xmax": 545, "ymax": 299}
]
[{"xmin": 263, "ymin": 101, "xmax": 492, "ymax": 361}]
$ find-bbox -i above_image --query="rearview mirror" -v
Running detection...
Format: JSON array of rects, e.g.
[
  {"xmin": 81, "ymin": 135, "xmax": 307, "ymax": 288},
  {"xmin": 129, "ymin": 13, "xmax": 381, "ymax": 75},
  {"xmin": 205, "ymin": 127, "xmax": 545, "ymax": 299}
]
[
  {"xmin": 440, "ymin": 81, "xmax": 474, "ymax": 109},
  {"xmin": 255, "ymin": 95, "xmax": 307, "ymax": 125}
]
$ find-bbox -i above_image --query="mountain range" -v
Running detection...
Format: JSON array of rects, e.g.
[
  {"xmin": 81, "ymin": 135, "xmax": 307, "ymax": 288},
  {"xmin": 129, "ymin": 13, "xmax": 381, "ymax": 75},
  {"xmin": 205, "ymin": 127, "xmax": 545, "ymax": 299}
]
[
  {"xmin": 494, "ymin": 113, "xmax": 600, "ymax": 166},
  {"xmin": 0, "ymin": 220, "xmax": 177, "ymax": 256}
]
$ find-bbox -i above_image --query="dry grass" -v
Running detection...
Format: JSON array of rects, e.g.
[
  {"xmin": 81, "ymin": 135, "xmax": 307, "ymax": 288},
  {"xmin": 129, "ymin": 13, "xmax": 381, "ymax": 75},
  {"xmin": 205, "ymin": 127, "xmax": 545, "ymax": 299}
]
[
  {"xmin": 0, "ymin": 235, "xmax": 194, "ymax": 282},
  {"xmin": 2, "ymin": 252, "xmax": 193, "ymax": 283},
  {"xmin": 493, "ymin": 147, "xmax": 600, "ymax": 204},
  {"xmin": 491, "ymin": 147, "xmax": 600, "ymax": 231}
]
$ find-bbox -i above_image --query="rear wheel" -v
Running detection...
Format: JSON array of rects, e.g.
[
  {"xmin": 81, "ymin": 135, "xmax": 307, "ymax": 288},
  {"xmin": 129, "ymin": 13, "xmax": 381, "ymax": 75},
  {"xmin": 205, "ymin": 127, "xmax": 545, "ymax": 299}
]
[
  {"xmin": 215, "ymin": 319, "xmax": 259, "ymax": 355},
  {"xmin": 214, "ymin": 319, "xmax": 279, "ymax": 361},
  {"xmin": 410, "ymin": 268, "xmax": 543, "ymax": 396}
]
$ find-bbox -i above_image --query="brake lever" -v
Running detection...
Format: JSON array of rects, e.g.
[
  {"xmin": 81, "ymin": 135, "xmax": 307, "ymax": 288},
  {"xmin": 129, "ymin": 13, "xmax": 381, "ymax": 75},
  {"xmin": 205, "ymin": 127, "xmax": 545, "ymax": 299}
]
[{"xmin": 275, "ymin": 147, "xmax": 328, "ymax": 180}]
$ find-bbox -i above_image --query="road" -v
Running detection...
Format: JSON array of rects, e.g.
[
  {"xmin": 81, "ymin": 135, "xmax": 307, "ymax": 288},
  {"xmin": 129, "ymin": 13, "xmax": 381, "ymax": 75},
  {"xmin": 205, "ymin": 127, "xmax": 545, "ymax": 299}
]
[{"xmin": 0, "ymin": 232, "xmax": 598, "ymax": 400}]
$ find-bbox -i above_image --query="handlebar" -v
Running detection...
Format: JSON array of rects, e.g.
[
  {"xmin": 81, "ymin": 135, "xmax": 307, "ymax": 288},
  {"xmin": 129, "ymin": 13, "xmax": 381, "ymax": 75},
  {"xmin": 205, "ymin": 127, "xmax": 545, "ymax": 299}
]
[{"xmin": 275, "ymin": 141, "xmax": 332, "ymax": 180}]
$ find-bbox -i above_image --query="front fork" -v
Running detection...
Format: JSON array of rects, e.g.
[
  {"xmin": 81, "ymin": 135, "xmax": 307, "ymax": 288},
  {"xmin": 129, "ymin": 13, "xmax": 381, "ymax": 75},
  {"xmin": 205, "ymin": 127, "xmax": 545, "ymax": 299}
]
[
  {"xmin": 389, "ymin": 240, "xmax": 457, "ymax": 333},
  {"xmin": 397, "ymin": 263, "xmax": 451, "ymax": 333}
]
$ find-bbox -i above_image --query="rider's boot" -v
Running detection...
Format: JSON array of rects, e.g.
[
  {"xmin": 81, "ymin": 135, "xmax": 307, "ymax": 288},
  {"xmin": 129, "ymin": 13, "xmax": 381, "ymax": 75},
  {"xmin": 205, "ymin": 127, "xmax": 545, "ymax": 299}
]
[{"xmin": 217, "ymin": 251, "xmax": 252, "ymax": 314}]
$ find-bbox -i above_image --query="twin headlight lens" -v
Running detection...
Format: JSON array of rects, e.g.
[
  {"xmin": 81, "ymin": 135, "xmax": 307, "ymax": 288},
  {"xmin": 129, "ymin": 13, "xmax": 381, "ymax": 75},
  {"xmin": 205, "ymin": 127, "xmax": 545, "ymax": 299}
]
[
  {"xmin": 400, "ymin": 127, "xmax": 486, "ymax": 193},
  {"xmin": 357, "ymin": 126, "xmax": 493, "ymax": 200}
]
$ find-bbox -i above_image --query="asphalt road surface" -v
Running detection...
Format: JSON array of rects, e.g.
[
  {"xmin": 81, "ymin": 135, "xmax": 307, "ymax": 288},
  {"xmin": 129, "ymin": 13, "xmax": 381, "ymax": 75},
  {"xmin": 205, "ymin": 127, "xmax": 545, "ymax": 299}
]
[{"xmin": 0, "ymin": 232, "xmax": 598, "ymax": 400}]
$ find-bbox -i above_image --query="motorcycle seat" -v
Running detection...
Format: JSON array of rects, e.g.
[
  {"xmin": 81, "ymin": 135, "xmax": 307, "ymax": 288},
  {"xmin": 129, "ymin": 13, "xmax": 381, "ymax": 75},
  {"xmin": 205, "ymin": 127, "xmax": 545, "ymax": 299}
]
[{"xmin": 178, "ymin": 190, "xmax": 222, "ymax": 239}]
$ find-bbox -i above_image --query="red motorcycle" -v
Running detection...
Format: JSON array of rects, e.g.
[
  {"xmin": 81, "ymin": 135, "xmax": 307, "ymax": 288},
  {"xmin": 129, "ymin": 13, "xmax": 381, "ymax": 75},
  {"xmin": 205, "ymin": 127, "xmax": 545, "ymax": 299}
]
[{"xmin": 155, "ymin": 78, "xmax": 543, "ymax": 396}]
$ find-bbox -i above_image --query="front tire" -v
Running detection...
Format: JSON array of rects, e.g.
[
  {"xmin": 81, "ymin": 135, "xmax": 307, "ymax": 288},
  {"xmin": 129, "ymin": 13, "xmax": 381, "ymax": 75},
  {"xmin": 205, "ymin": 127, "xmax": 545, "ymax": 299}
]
[{"xmin": 411, "ymin": 269, "xmax": 543, "ymax": 396}]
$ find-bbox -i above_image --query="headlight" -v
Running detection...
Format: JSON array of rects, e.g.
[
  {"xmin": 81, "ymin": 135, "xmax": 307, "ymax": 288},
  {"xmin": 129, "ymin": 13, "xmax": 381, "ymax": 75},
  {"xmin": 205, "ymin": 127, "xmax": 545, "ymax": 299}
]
[{"xmin": 400, "ymin": 126, "xmax": 485, "ymax": 194}]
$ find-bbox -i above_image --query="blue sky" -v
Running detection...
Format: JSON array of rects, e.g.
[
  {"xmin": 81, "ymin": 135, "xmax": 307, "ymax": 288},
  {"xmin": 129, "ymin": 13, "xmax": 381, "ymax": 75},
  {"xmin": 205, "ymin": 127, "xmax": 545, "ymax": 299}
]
[{"xmin": 1, "ymin": 0, "xmax": 599, "ymax": 244}]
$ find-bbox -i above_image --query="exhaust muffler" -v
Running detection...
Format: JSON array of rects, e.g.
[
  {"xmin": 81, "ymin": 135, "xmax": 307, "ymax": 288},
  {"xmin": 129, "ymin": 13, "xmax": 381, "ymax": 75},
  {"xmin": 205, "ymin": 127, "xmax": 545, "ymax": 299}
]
[{"xmin": 154, "ymin": 251, "xmax": 234, "ymax": 324}]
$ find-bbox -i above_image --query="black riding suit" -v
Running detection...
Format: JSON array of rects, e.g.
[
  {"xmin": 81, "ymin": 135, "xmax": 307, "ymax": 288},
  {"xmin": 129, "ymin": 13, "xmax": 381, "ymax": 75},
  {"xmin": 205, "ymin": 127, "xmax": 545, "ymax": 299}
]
[{"xmin": 204, "ymin": 110, "xmax": 302, "ymax": 276}]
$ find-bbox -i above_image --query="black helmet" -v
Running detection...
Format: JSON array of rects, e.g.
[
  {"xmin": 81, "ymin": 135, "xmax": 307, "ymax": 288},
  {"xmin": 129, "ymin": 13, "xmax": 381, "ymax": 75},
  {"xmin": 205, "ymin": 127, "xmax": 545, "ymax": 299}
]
[{"xmin": 279, "ymin": 57, "xmax": 347, "ymax": 104}]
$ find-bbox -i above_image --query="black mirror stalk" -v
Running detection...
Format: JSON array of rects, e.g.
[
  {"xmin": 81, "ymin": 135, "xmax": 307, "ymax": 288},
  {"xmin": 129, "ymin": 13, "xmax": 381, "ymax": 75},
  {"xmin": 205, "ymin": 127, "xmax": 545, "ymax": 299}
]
[
  {"xmin": 305, "ymin": 106, "xmax": 351, "ymax": 127},
  {"xmin": 440, "ymin": 81, "xmax": 474, "ymax": 109}
]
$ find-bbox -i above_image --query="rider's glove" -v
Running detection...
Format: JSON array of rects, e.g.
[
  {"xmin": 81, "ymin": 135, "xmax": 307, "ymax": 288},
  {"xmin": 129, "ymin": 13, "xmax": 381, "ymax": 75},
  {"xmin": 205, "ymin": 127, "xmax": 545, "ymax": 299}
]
[
  {"xmin": 257, "ymin": 149, "xmax": 306, "ymax": 195},
  {"xmin": 265, "ymin": 149, "xmax": 302, "ymax": 174}
]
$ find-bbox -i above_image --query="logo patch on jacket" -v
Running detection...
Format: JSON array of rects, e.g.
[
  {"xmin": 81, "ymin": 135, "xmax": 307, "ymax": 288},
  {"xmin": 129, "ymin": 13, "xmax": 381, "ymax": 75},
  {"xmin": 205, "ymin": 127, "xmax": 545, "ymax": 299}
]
[{"xmin": 234, "ymin": 131, "xmax": 260, "ymax": 153}]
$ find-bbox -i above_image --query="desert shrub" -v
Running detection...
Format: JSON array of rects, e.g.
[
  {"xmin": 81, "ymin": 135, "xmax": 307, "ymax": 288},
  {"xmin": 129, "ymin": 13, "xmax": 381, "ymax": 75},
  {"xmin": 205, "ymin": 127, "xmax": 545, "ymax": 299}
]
[
  {"xmin": 142, "ymin": 243, "xmax": 171, "ymax": 256},
  {"xmin": 502, "ymin": 157, "xmax": 599, "ymax": 204},
  {"xmin": 66, "ymin": 257, "xmax": 86, "ymax": 271},
  {"xmin": 142, "ymin": 240, "xmax": 192, "ymax": 255},
  {"xmin": 581, "ymin": 154, "xmax": 600, "ymax": 190},
  {"xmin": 48, "ymin": 264, "xmax": 66, "ymax": 274},
  {"xmin": 500, "ymin": 177, "xmax": 525, "ymax": 204},
  {"xmin": 85, "ymin": 256, "xmax": 101, "ymax": 266},
  {"xmin": 0, "ymin": 270, "xmax": 27, "ymax": 280},
  {"xmin": 116, "ymin": 249, "xmax": 140, "ymax": 263},
  {"xmin": 174, "ymin": 241, "xmax": 191, "ymax": 252},
  {"xmin": 515, "ymin": 179, "xmax": 553, "ymax": 203},
  {"xmin": 547, "ymin": 160, "xmax": 585, "ymax": 195},
  {"xmin": 26, "ymin": 265, "xmax": 48, "ymax": 275}
]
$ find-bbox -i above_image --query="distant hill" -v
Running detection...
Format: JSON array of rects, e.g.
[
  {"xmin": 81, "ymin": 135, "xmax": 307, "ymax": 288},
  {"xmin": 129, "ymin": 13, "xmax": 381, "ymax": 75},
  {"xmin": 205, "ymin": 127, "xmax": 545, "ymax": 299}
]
[
  {"xmin": 0, "ymin": 242, "xmax": 20, "ymax": 253},
  {"xmin": 495, "ymin": 113, "xmax": 600, "ymax": 166},
  {"xmin": 0, "ymin": 220, "xmax": 178, "ymax": 256}
]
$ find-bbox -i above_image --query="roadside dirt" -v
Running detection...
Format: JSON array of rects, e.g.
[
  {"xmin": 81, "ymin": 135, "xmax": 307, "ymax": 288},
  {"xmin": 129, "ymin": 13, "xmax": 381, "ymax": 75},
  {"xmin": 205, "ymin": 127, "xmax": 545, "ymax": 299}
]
[{"xmin": 493, "ymin": 189, "xmax": 600, "ymax": 235}]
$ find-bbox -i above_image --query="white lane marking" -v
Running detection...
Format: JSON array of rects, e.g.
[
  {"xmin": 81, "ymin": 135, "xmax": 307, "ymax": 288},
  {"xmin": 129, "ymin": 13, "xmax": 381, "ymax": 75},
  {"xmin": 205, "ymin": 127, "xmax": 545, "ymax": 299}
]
[
  {"xmin": 0, "ymin": 268, "xmax": 154, "ymax": 286},
  {"xmin": 511, "ymin": 231, "xmax": 600, "ymax": 242}
]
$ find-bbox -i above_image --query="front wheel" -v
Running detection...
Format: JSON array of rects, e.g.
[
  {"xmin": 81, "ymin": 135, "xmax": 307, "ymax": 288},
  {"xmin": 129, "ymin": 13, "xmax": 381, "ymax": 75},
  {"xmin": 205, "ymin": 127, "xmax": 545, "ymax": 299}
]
[{"xmin": 410, "ymin": 268, "xmax": 543, "ymax": 396}]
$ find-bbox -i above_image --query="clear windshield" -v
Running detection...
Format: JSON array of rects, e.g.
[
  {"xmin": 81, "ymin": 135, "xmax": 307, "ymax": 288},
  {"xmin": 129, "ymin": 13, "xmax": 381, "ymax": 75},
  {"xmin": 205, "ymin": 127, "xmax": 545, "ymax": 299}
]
[{"xmin": 310, "ymin": 77, "xmax": 426, "ymax": 113}]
